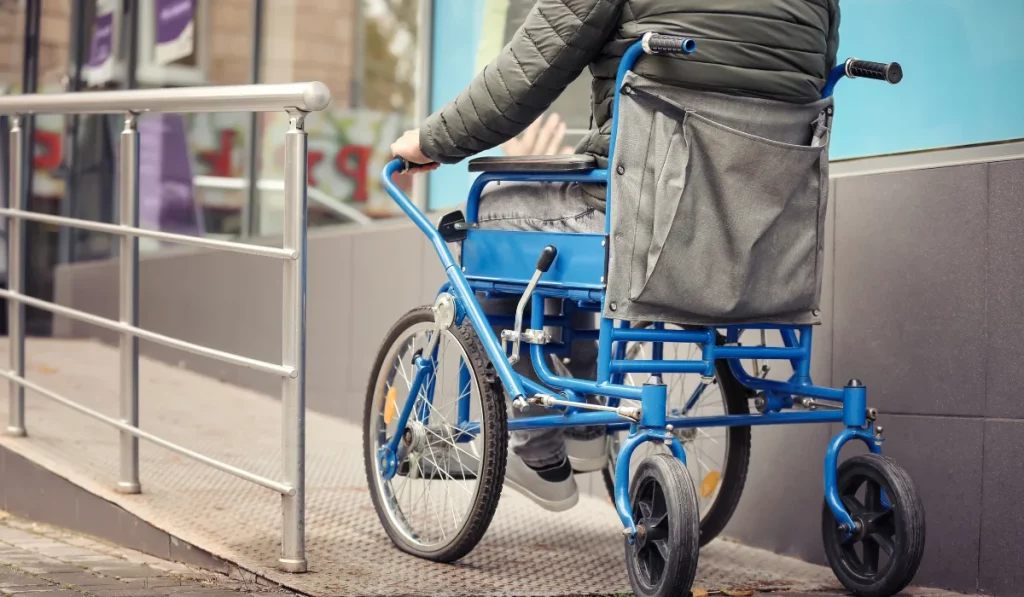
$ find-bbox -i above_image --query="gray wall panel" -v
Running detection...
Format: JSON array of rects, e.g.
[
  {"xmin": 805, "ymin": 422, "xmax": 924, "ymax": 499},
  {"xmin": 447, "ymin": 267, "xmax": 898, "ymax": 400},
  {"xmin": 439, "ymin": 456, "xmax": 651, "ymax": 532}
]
[
  {"xmin": 985, "ymin": 160, "xmax": 1024, "ymax": 419},
  {"xmin": 306, "ymin": 230, "xmax": 356, "ymax": 416},
  {"xmin": 347, "ymin": 225, "xmax": 430, "ymax": 425},
  {"xmin": 724, "ymin": 423, "xmax": 833, "ymax": 565},
  {"xmin": 979, "ymin": 419, "xmax": 1024, "ymax": 595},
  {"xmin": 832, "ymin": 165, "xmax": 988, "ymax": 417}
]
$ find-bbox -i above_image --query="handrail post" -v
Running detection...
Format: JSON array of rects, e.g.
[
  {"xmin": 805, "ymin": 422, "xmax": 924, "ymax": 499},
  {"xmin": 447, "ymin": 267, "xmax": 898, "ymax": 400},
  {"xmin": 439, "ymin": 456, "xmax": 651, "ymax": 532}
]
[
  {"xmin": 279, "ymin": 111, "xmax": 308, "ymax": 573},
  {"xmin": 117, "ymin": 113, "xmax": 141, "ymax": 494},
  {"xmin": 5, "ymin": 116, "xmax": 25, "ymax": 437}
]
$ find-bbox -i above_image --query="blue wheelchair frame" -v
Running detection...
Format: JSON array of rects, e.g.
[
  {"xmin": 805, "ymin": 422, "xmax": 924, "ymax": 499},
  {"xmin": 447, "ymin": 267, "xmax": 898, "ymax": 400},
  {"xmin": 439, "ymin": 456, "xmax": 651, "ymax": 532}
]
[{"xmin": 380, "ymin": 39, "xmax": 881, "ymax": 538}]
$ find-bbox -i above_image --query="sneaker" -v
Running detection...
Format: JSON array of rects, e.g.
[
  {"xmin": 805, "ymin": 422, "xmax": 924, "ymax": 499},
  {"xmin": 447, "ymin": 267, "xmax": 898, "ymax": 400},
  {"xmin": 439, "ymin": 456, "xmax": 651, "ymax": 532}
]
[
  {"xmin": 504, "ymin": 452, "xmax": 579, "ymax": 512},
  {"xmin": 565, "ymin": 434, "xmax": 609, "ymax": 473}
]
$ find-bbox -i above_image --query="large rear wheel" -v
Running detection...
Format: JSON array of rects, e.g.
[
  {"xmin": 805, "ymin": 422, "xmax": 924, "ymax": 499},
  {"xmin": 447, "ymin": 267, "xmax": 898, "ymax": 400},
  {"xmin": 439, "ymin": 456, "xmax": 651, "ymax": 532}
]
[{"xmin": 363, "ymin": 306, "xmax": 507, "ymax": 562}]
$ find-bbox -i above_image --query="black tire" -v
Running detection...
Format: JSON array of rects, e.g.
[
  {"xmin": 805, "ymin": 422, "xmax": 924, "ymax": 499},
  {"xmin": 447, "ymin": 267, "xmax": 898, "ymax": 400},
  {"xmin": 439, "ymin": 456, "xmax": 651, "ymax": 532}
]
[
  {"xmin": 603, "ymin": 327, "xmax": 751, "ymax": 547},
  {"xmin": 624, "ymin": 454, "xmax": 700, "ymax": 597},
  {"xmin": 363, "ymin": 306, "xmax": 507, "ymax": 563},
  {"xmin": 822, "ymin": 454, "xmax": 926, "ymax": 597}
]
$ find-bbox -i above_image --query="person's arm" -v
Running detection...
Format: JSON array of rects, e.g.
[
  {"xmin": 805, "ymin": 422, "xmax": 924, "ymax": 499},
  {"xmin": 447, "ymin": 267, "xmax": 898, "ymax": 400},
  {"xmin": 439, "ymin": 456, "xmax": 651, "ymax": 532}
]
[
  {"xmin": 420, "ymin": 0, "xmax": 624, "ymax": 164},
  {"xmin": 826, "ymin": 0, "xmax": 841, "ymax": 72}
]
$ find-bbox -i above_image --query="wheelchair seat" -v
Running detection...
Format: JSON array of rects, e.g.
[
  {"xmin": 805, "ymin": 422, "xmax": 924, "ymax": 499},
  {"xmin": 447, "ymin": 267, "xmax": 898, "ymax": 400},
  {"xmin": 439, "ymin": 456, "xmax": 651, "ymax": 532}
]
[{"xmin": 467, "ymin": 154, "xmax": 597, "ymax": 173}]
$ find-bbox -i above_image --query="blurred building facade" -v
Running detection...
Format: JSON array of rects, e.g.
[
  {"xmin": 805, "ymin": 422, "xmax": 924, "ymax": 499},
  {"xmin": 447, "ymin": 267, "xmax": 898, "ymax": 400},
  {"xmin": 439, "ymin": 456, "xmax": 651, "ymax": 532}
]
[{"xmin": 1, "ymin": 0, "xmax": 424, "ymax": 334}]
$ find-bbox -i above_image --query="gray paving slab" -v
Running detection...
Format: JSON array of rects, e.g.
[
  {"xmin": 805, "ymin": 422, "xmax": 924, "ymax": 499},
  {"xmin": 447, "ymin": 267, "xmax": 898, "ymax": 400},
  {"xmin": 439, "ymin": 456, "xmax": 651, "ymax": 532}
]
[{"xmin": 0, "ymin": 515, "xmax": 295, "ymax": 597}]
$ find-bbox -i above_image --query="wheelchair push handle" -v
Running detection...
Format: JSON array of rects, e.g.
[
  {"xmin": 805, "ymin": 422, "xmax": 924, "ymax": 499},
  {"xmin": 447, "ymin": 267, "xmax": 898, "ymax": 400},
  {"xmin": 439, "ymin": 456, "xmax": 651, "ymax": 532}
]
[
  {"xmin": 845, "ymin": 58, "xmax": 903, "ymax": 84},
  {"xmin": 642, "ymin": 32, "xmax": 697, "ymax": 55},
  {"xmin": 396, "ymin": 157, "xmax": 438, "ymax": 173}
]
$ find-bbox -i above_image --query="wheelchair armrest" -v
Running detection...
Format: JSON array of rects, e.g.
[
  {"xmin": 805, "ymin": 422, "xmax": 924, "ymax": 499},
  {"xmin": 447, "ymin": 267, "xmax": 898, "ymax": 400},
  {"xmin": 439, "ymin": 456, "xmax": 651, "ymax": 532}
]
[{"xmin": 467, "ymin": 154, "xmax": 598, "ymax": 173}]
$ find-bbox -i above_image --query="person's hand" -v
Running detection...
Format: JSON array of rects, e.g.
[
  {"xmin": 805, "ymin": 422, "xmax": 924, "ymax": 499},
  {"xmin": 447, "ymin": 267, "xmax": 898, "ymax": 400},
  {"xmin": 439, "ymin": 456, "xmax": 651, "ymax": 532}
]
[
  {"xmin": 502, "ymin": 113, "xmax": 574, "ymax": 157},
  {"xmin": 390, "ymin": 129, "xmax": 439, "ymax": 172}
]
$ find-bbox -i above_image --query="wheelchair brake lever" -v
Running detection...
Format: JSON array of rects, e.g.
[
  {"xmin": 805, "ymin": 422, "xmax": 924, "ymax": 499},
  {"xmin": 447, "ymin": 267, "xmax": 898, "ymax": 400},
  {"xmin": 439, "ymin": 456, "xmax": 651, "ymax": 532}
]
[{"xmin": 502, "ymin": 246, "xmax": 557, "ymax": 366}]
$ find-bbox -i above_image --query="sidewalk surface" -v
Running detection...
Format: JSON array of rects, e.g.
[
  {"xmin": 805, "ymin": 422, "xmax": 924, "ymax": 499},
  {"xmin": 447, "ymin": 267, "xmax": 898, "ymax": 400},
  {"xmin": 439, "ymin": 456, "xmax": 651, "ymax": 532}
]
[
  {"xmin": 0, "ymin": 513, "xmax": 296, "ymax": 597},
  {"xmin": 0, "ymin": 512, "xmax": 977, "ymax": 597},
  {"xmin": 0, "ymin": 340, "xmax": 982, "ymax": 597}
]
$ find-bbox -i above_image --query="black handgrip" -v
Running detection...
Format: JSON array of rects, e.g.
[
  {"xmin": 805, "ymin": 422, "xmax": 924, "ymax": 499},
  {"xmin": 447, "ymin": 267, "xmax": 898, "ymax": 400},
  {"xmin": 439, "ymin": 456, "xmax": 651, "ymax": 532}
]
[
  {"xmin": 536, "ymin": 246, "xmax": 557, "ymax": 273},
  {"xmin": 645, "ymin": 33, "xmax": 697, "ymax": 55},
  {"xmin": 846, "ymin": 59, "xmax": 903, "ymax": 84},
  {"xmin": 397, "ymin": 157, "xmax": 437, "ymax": 172}
]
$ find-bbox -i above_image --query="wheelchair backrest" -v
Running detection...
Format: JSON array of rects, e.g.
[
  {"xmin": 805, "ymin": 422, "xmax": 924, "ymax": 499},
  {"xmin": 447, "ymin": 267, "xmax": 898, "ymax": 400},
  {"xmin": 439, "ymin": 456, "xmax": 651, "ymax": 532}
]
[{"xmin": 605, "ymin": 72, "xmax": 833, "ymax": 326}]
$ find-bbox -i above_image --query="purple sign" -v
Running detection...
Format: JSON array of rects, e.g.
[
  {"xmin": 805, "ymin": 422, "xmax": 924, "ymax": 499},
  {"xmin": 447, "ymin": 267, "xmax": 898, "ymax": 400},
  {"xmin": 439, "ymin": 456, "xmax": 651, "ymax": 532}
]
[
  {"xmin": 154, "ymin": 0, "xmax": 195, "ymax": 65},
  {"xmin": 138, "ymin": 114, "xmax": 203, "ymax": 238},
  {"xmin": 87, "ymin": 12, "xmax": 114, "ymax": 68}
]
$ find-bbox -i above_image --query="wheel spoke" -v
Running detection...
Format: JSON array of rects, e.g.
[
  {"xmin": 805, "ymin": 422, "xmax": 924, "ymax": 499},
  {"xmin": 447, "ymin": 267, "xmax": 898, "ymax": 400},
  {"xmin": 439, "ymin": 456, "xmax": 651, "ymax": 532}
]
[
  {"xmin": 864, "ymin": 505, "xmax": 894, "ymax": 529},
  {"xmin": 651, "ymin": 484, "xmax": 668, "ymax": 521},
  {"xmin": 868, "ymin": 532, "xmax": 895, "ymax": 557},
  {"xmin": 651, "ymin": 538, "xmax": 671, "ymax": 563},
  {"xmin": 638, "ymin": 499, "xmax": 653, "ymax": 521},
  {"xmin": 685, "ymin": 441, "xmax": 722, "ymax": 474},
  {"xmin": 647, "ymin": 544, "xmax": 665, "ymax": 584},
  {"xmin": 864, "ymin": 478, "xmax": 885, "ymax": 512},
  {"xmin": 841, "ymin": 495, "xmax": 866, "ymax": 517},
  {"xmin": 423, "ymin": 444, "xmax": 449, "ymax": 541},
  {"xmin": 862, "ymin": 536, "xmax": 880, "ymax": 574},
  {"xmin": 695, "ymin": 427, "xmax": 723, "ymax": 447}
]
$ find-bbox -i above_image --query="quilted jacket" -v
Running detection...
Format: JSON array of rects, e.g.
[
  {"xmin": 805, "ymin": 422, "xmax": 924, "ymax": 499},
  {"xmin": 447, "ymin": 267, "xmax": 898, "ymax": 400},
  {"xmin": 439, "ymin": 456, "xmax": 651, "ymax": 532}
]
[{"xmin": 420, "ymin": 0, "xmax": 841, "ymax": 167}]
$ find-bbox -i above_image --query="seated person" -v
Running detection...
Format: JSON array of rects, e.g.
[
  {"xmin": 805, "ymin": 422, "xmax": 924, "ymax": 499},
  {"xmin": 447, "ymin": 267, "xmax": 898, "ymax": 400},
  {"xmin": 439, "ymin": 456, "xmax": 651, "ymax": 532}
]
[{"xmin": 391, "ymin": 0, "xmax": 841, "ymax": 512}]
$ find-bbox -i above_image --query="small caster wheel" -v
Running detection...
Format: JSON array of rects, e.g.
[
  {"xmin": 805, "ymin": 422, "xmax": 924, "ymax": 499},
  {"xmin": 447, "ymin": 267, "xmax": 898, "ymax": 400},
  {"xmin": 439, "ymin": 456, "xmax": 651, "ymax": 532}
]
[
  {"xmin": 822, "ymin": 454, "xmax": 926, "ymax": 597},
  {"xmin": 624, "ymin": 454, "xmax": 699, "ymax": 597}
]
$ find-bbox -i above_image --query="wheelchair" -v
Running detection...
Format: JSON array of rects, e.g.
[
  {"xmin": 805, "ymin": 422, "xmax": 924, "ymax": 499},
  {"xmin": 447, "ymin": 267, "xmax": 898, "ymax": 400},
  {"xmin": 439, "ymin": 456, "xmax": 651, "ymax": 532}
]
[{"xmin": 366, "ymin": 33, "xmax": 922, "ymax": 597}]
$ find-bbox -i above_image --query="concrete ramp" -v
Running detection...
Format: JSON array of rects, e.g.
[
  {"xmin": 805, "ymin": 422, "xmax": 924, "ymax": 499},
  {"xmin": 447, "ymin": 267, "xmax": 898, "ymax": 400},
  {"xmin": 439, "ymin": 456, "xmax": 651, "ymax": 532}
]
[{"xmin": 0, "ymin": 338, "xmax": 948, "ymax": 596}]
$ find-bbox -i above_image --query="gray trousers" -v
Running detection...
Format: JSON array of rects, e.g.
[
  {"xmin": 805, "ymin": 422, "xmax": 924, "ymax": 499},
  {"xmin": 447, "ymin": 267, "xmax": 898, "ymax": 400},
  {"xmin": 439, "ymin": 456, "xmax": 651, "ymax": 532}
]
[{"xmin": 473, "ymin": 180, "xmax": 606, "ymax": 468}]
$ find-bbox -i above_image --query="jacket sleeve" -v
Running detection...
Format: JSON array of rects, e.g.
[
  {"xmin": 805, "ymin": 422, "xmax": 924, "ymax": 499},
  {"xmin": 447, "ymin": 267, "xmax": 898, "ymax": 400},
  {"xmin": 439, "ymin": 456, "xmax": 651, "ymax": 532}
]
[
  {"xmin": 825, "ymin": 0, "xmax": 841, "ymax": 71},
  {"xmin": 419, "ymin": 0, "xmax": 625, "ymax": 164}
]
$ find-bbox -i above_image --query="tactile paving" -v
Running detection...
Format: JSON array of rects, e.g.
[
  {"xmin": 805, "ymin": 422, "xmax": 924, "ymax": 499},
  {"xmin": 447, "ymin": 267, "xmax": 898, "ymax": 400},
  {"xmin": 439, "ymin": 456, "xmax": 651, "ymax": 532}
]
[{"xmin": 0, "ymin": 339, "xmax": 958, "ymax": 597}]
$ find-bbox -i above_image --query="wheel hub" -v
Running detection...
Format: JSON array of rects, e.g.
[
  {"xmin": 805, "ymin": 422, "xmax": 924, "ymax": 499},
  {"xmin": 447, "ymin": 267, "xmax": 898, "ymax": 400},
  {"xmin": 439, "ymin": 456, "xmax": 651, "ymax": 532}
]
[
  {"xmin": 403, "ymin": 421, "xmax": 428, "ymax": 452},
  {"xmin": 634, "ymin": 524, "xmax": 648, "ymax": 549},
  {"xmin": 850, "ymin": 518, "xmax": 867, "ymax": 541}
]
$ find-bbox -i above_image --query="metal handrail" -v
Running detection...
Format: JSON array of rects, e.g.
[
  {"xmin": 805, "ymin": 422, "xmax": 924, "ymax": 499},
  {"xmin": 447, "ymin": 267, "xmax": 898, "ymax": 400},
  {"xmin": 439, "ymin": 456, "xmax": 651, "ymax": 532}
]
[
  {"xmin": 0, "ymin": 369, "xmax": 295, "ymax": 495},
  {"xmin": 0, "ymin": 81, "xmax": 327, "ymax": 573},
  {"xmin": 0, "ymin": 207, "xmax": 297, "ymax": 259},
  {"xmin": 0, "ymin": 289, "xmax": 295, "ymax": 376},
  {"xmin": 0, "ymin": 82, "xmax": 330, "ymax": 115},
  {"xmin": 193, "ymin": 174, "xmax": 374, "ymax": 226}
]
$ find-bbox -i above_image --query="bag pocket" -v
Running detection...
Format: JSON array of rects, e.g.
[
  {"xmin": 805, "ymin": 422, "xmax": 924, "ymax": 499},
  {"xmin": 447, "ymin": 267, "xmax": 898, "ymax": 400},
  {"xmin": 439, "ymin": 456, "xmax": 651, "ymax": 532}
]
[{"xmin": 626, "ymin": 90, "xmax": 829, "ymax": 322}]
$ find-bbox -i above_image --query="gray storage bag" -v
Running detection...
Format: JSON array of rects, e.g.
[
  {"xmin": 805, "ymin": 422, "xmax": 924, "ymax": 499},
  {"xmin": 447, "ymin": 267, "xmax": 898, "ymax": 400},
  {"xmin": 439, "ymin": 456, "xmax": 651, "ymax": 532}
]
[{"xmin": 605, "ymin": 72, "xmax": 833, "ymax": 325}]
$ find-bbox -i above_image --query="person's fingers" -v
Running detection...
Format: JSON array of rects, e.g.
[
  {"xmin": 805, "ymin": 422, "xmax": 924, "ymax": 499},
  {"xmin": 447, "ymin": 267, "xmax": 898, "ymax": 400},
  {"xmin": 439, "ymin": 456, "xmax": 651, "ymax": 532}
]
[
  {"xmin": 543, "ymin": 121, "xmax": 568, "ymax": 156},
  {"xmin": 535, "ymin": 114, "xmax": 562, "ymax": 153},
  {"xmin": 501, "ymin": 136, "xmax": 522, "ymax": 156},
  {"xmin": 518, "ymin": 118, "xmax": 542, "ymax": 154}
]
